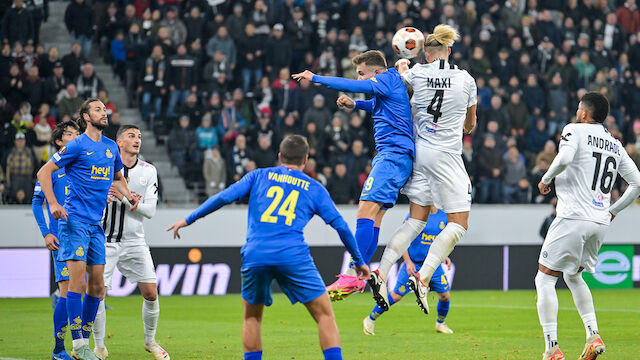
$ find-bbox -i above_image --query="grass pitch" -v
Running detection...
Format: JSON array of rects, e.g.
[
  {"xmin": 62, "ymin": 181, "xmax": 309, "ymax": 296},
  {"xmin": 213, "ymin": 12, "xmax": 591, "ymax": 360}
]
[{"xmin": 1, "ymin": 290, "xmax": 639, "ymax": 359}]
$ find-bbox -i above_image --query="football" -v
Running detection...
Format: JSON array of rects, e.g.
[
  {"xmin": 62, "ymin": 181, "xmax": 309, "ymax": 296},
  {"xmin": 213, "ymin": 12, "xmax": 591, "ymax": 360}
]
[{"xmin": 392, "ymin": 27, "xmax": 425, "ymax": 59}]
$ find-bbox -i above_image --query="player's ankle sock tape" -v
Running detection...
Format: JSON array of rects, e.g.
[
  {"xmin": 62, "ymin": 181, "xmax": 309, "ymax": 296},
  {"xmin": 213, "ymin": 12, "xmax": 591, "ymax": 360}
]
[
  {"xmin": 563, "ymin": 272, "xmax": 598, "ymax": 338},
  {"xmin": 244, "ymin": 351, "xmax": 262, "ymax": 360},
  {"xmin": 81, "ymin": 294, "xmax": 101, "ymax": 339},
  {"xmin": 355, "ymin": 218, "xmax": 375, "ymax": 264},
  {"xmin": 437, "ymin": 299, "xmax": 450, "ymax": 321},
  {"xmin": 323, "ymin": 347, "xmax": 342, "ymax": 360},
  {"xmin": 143, "ymin": 298, "xmax": 160, "ymax": 343},
  {"xmin": 53, "ymin": 296, "xmax": 68, "ymax": 352},
  {"xmin": 93, "ymin": 300, "xmax": 106, "ymax": 347},
  {"xmin": 66, "ymin": 291, "xmax": 83, "ymax": 340}
]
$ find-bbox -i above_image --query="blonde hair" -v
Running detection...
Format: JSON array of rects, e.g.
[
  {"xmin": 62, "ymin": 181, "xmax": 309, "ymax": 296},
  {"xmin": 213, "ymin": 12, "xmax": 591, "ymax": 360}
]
[{"xmin": 425, "ymin": 24, "xmax": 460, "ymax": 48}]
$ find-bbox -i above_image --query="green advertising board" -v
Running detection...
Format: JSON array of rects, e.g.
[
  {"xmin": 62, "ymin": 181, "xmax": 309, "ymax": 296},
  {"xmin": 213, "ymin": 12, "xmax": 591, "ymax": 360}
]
[{"xmin": 583, "ymin": 245, "xmax": 634, "ymax": 289}]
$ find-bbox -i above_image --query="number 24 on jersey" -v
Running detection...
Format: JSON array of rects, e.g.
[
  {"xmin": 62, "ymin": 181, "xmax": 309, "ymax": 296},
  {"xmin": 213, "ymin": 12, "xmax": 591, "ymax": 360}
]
[{"xmin": 260, "ymin": 186, "xmax": 299, "ymax": 226}]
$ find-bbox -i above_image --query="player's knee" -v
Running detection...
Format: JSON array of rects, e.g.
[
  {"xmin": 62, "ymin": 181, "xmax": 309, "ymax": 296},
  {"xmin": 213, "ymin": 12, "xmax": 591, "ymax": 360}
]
[
  {"xmin": 439, "ymin": 292, "xmax": 450, "ymax": 302},
  {"xmin": 563, "ymin": 272, "xmax": 584, "ymax": 286},
  {"xmin": 142, "ymin": 288, "xmax": 158, "ymax": 301},
  {"xmin": 88, "ymin": 281, "xmax": 104, "ymax": 297}
]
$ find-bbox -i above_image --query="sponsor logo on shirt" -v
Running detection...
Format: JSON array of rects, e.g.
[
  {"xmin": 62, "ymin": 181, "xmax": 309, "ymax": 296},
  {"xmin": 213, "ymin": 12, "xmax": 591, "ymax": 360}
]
[
  {"xmin": 106, "ymin": 149, "xmax": 113, "ymax": 158},
  {"xmin": 86, "ymin": 151, "xmax": 94, "ymax": 155},
  {"xmin": 592, "ymin": 194, "xmax": 605, "ymax": 208},
  {"xmin": 75, "ymin": 246, "xmax": 84, "ymax": 257},
  {"xmin": 91, "ymin": 165, "xmax": 111, "ymax": 180}
]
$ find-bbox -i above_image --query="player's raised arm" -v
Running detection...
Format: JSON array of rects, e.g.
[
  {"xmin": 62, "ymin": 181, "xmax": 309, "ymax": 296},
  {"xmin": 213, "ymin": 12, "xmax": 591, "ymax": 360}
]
[
  {"xmin": 292, "ymin": 70, "xmax": 375, "ymax": 94},
  {"xmin": 167, "ymin": 170, "xmax": 258, "ymax": 238},
  {"xmin": 36, "ymin": 160, "xmax": 65, "ymax": 220}
]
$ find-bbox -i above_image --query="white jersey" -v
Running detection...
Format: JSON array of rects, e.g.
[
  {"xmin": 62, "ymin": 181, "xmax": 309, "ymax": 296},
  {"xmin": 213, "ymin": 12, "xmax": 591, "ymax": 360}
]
[
  {"xmin": 102, "ymin": 159, "xmax": 158, "ymax": 243},
  {"xmin": 553, "ymin": 123, "xmax": 637, "ymax": 225},
  {"xmin": 402, "ymin": 59, "xmax": 477, "ymax": 154}
]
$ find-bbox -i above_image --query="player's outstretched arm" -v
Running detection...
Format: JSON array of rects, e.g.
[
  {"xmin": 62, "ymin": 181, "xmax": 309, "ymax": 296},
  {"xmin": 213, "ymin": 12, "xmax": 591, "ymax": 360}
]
[
  {"xmin": 608, "ymin": 152, "xmax": 640, "ymax": 218},
  {"xmin": 292, "ymin": 70, "xmax": 375, "ymax": 94},
  {"xmin": 36, "ymin": 160, "xmax": 66, "ymax": 220}
]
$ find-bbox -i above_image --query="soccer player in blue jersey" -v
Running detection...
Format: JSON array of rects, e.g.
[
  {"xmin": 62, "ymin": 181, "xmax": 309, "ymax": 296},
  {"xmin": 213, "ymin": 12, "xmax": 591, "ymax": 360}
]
[
  {"xmin": 167, "ymin": 135, "xmax": 370, "ymax": 360},
  {"xmin": 292, "ymin": 50, "xmax": 414, "ymax": 301},
  {"xmin": 36, "ymin": 98, "xmax": 138, "ymax": 360},
  {"xmin": 32, "ymin": 121, "xmax": 80, "ymax": 360},
  {"xmin": 362, "ymin": 209, "xmax": 454, "ymax": 335}
]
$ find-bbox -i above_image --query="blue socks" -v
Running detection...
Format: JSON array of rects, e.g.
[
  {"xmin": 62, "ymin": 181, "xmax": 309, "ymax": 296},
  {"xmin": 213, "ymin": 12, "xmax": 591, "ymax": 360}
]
[
  {"xmin": 354, "ymin": 218, "xmax": 375, "ymax": 264},
  {"xmin": 66, "ymin": 291, "xmax": 83, "ymax": 340},
  {"xmin": 362, "ymin": 226, "xmax": 381, "ymax": 265},
  {"xmin": 437, "ymin": 299, "xmax": 450, "ymax": 323},
  {"xmin": 370, "ymin": 294, "xmax": 396, "ymax": 320},
  {"xmin": 81, "ymin": 294, "xmax": 101, "ymax": 339},
  {"xmin": 53, "ymin": 296, "xmax": 68, "ymax": 353},
  {"xmin": 244, "ymin": 350, "xmax": 262, "ymax": 360},
  {"xmin": 323, "ymin": 347, "xmax": 342, "ymax": 360}
]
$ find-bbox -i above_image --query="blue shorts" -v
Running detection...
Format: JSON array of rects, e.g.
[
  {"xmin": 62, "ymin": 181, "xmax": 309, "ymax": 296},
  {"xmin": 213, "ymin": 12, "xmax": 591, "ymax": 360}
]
[
  {"xmin": 393, "ymin": 261, "xmax": 449, "ymax": 296},
  {"xmin": 241, "ymin": 261, "xmax": 326, "ymax": 307},
  {"xmin": 57, "ymin": 218, "xmax": 106, "ymax": 265},
  {"xmin": 360, "ymin": 151, "xmax": 413, "ymax": 209},
  {"xmin": 52, "ymin": 250, "xmax": 69, "ymax": 282}
]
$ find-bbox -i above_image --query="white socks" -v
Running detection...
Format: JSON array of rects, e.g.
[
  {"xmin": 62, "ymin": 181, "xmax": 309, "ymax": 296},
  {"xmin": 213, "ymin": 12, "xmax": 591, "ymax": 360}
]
[
  {"xmin": 143, "ymin": 298, "xmax": 160, "ymax": 344},
  {"xmin": 564, "ymin": 272, "xmax": 599, "ymax": 339},
  {"xmin": 93, "ymin": 300, "xmax": 107, "ymax": 348},
  {"xmin": 535, "ymin": 271, "xmax": 559, "ymax": 351},
  {"xmin": 417, "ymin": 223, "xmax": 466, "ymax": 282},
  {"xmin": 378, "ymin": 218, "xmax": 426, "ymax": 279}
]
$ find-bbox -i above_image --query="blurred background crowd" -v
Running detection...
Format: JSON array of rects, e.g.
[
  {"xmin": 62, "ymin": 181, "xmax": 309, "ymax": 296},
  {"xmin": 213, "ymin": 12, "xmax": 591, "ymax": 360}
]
[{"xmin": 1, "ymin": 0, "xmax": 640, "ymax": 205}]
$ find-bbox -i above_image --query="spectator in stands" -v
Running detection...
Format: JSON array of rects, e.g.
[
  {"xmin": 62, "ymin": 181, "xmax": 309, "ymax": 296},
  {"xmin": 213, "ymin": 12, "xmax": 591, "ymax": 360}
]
[
  {"xmin": 1, "ymin": 63, "xmax": 26, "ymax": 109},
  {"xmin": 1, "ymin": 0, "xmax": 34, "ymax": 47},
  {"xmin": 547, "ymin": 73, "xmax": 570, "ymax": 135},
  {"xmin": 347, "ymin": 113, "xmax": 370, "ymax": 154},
  {"xmin": 574, "ymin": 51, "xmax": 596, "ymax": 89},
  {"xmin": 206, "ymin": 26, "xmax": 236, "ymax": 69},
  {"xmin": 124, "ymin": 23, "xmax": 146, "ymax": 108},
  {"xmin": 184, "ymin": 6, "xmax": 206, "ymax": 45},
  {"xmin": 302, "ymin": 94, "xmax": 331, "ymax": 131},
  {"xmin": 61, "ymin": 42, "xmax": 85, "ymax": 84},
  {"xmin": 159, "ymin": 7, "xmax": 187, "ymax": 49},
  {"xmin": 287, "ymin": 6, "xmax": 312, "ymax": 72},
  {"xmin": 64, "ymin": 0, "xmax": 94, "ymax": 58},
  {"xmin": 139, "ymin": 45, "xmax": 166, "ymax": 122},
  {"xmin": 202, "ymin": 50, "xmax": 232, "ymax": 96},
  {"xmin": 218, "ymin": 92, "xmax": 246, "ymax": 146},
  {"xmin": 58, "ymin": 84, "xmax": 83, "ymax": 120},
  {"xmin": 110, "ymin": 31, "xmax": 126, "ymax": 84},
  {"xmin": 225, "ymin": 3, "xmax": 246, "ymax": 41},
  {"xmin": 468, "ymin": 46, "xmax": 491, "ymax": 79},
  {"xmin": 97, "ymin": 3, "xmax": 121, "ymax": 62},
  {"xmin": 38, "ymin": 47, "xmax": 59, "ymax": 80},
  {"xmin": 196, "ymin": 113, "xmax": 219, "ymax": 150},
  {"xmin": 5, "ymin": 132, "xmax": 36, "ymax": 202},
  {"xmin": 536, "ymin": 140, "xmax": 557, "ymax": 169},
  {"xmin": 16, "ymin": 41, "xmax": 39, "ymax": 76},
  {"xmin": 324, "ymin": 115, "xmax": 350, "ymax": 164},
  {"xmin": 272, "ymin": 67, "xmax": 299, "ymax": 124},
  {"xmin": 180, "ymin": 92, "xmax": 203, "ymax": 128},
  {"xmin": 0, "ymin": 44, "xmax": 13, "ymax": 79},
  {"xmin": 502, "ymin": 146, "xmax": 528, "ymax": 204},
  {"xmin": 45, "ymin": 62, "xmax": 67, "ymax": 116},
  {"xmin": 248, "ymin": 108, "xmax": 275, "ymax": 148},
  {"xmin": 326, "ymin": 162, "xmax": 358, "ymax": 205},
  {"xmin": 103, "ymin": 111, "xmax": 120, "ymax": 141},
  {"xmin": 226, "ymin": 133, "xmax": 251, "ymax": 183},
  {"xmin": 238, "ymin": 22, "xmax": 264, "ymax": 94},
  {"xmin": 279, "ymin": 112, "xmax": 301, "ymax": 139},
  {"xmin": 264, "ymin": 24, "xmax": 291, "ymax": 78},
  {"xmin": 167, "ymin": 44, "xmax": 198, "ymax": 118},
  {"xmin": 303, "ymin": 120, "xmax": 322, "ymax": 161},
  {"xmin": 345, "ymin": 139, "xmax": 368, "ymax": 175},
  {"xmin": 32, "ymin": 111, "xmax": 52, "ymax": 163},
  {"xmin": 98, "ymin": 89, "xmax": 116, "ymax": 119},
  {"xmin": 169, "ymin": 115, "xmax": 199, "ymax": 176},
  {"xmin": 203, "ymin": 147, "xmax": 226, "ymax": 197},
  {"xmin": 34, "ymin": 103, "xmax": 55, "ymax": 130},
  {"xmin": 76, "ymin": 63, "xmax": 105, "ymax": 99},
  {"xmin": 252, "ymin": 135, "xmax": 275, "ymax": 168},
  {"xmin": 523, "ymin": 74, "xmax": 546, "ymax": 116},
  {"xmin": 21, "ymin": 66, "xmax": 44, "ymax": 113},
  {"xmin": 233, "ymin": 88, "xmax": 253, "ymax": 126},
  {"xmin": 616, "ymin": 0, "xmax": 640, "ymax": 36},
  {"xmin": 19, "ymin": 102, "xmax": 33, "ymax": 127},
  {"xmin": 484, "ymin": 95, "xmax": 510, "ymax": 136},
  {"xmin": 477, "ymin": 134, "xmax": 504, "ymax": 204},
  {"xmin": 526, "ymin": 117, "xmax": 550, "ymax": 154}
]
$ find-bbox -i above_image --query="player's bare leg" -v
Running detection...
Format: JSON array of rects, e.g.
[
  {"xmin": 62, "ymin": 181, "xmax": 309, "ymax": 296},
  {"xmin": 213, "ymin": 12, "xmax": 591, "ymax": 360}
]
[
  {"xmin": 327, "ymin": 201, "xmax": 382, "ymax": 301},
  {"xmin": 242, "ymin": 299, "xmax": 264, "ymax": 358},
  {"xmin": 536, "ymin": 264, "xmax": 562, "ymax": 359},
  {"xmin": 371, "ymin": 203, "xmax": 431, "ymax": 310},
  {"xmin": 139, "ymin": 283, "xmax": 169, "ymax": 359},
  {"xmin": 304, "ymin": 292, "xmax": 342, "ymax": 359}
]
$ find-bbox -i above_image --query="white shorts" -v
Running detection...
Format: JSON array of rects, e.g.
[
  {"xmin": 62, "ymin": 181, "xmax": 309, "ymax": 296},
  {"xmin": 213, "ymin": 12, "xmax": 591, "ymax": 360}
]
[
  {"xmin": 401, "ymin": 142, "xmax": 472, "ymax": 213},
  {"xmin": 539, "ymin": 217, "xmax": 608, "ymax": 274},
  {"xmin": 104, "ymin": 242, "xmax": 157, "ymax": 290}
]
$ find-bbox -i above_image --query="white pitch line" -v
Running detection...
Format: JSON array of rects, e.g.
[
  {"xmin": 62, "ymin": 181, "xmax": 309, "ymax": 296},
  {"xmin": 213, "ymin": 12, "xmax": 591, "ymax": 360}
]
[
  {"xmin": 0, "ymin": 357, "xmax": 29, "ymax": 360},
  {"xmin": 392, "ymin": 301, "xmax": 640, "ymax": 313}
]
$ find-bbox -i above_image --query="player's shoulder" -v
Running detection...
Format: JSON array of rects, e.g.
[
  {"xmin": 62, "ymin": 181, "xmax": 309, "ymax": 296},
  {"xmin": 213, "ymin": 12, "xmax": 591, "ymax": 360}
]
[
  {"xmin": 101, "ymin": 135, "xmax": 118, "ymax": 147},
  {"xmin": 137, "ymin": 159, "xmax": 156, "ymax": 170}
]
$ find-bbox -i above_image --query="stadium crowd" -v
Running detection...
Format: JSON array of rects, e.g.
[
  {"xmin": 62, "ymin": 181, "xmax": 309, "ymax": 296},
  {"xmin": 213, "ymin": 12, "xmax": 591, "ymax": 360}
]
[{"xmin": 1, "ymin": 0, "xmax": 640, "ymax": 205}]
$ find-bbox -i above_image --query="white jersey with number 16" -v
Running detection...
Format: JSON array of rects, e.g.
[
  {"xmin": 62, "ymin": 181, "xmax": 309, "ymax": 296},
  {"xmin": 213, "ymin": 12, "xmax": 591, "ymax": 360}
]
[{"xmin": 401, "ymin": 59, "xmax": 477, "ymax": 154}]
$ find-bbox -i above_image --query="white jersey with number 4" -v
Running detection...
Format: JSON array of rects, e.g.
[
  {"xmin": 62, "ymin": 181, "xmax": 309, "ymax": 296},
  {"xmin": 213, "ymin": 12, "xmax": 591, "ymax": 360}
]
[
  {"xmin": 102, "ymin": 159, "xmax": 158, "ymax": 243},
  {"xmin": 554, "ymin": 123, "xmax": 636, "ymax": 225},
  {"xmin": 401, "ymin": 59, "xmax": 477, "ymax": 154}
]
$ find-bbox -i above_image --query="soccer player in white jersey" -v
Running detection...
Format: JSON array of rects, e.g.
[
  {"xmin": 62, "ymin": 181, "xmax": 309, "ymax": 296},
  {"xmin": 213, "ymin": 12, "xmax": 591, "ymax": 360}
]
[
  {"xmin": 535, "ymin": 93, "xmax": 640, "ymax": 360},
  {"xmin": 368, "ymin": 24, "xmax": 477, "ymax": 314},
  {"xmin": 92, "ymin": 125, "xmax": 169, "ymax": 360}
]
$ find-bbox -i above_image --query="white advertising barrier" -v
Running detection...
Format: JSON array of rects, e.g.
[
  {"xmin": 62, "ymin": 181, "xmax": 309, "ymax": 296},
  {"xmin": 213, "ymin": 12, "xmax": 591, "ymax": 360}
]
[{"xmin": 2, "ymin": 204, "xmax": 640, "ymax": 248}]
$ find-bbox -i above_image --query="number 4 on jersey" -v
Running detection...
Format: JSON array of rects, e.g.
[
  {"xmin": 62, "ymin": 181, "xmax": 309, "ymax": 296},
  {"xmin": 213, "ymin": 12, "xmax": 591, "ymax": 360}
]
[
  {"xmin": 427, "ymin": 90, "xmax": 444, "ymax": 123},
  {"xmin": 260, "ymin": 186, "xmax": 299, "ymax": 226}
]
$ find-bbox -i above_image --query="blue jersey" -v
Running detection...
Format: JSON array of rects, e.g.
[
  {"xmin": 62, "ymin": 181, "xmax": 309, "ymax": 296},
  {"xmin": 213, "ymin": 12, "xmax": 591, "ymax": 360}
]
[
  {"xmin": 32, "ymin": 168, "xmax": 68, "ymax": 237},
  {"xmin": 406, "ymin": 210, "xmax": 448, "ymax": 263},
  {"xmin": 52, "ymin": 133, "xmax": 123, "ymax": 225},
  {"xmin": 312, "ymin": 69, "xmax": 414, "ymax": 157},
  {"xmin": 186, "ymin": 165, "xmax": 363, "ymax": 267}
]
